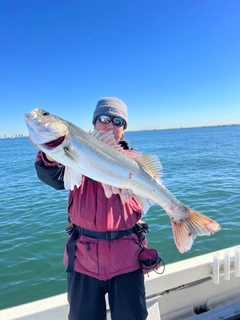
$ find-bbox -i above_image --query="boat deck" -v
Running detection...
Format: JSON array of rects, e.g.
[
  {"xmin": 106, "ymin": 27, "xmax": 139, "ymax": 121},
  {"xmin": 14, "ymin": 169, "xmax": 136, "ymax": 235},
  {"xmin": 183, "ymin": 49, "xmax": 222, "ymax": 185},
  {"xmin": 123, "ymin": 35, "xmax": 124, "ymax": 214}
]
[{"xmin": 1, "ymin": 245, "xmax": 240, "ymax": 320}]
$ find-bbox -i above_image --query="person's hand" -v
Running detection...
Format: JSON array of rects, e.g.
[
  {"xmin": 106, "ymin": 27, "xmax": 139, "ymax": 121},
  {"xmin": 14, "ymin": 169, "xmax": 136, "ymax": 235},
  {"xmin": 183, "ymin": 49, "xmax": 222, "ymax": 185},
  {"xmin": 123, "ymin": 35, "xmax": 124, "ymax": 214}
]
[
  {"xmin": 102, "ymin": 183, "xmax": 134, "ymax": 203},
  {"xmin": 43, "ymin": 153, "xmax": 56, "ymax": 162}
]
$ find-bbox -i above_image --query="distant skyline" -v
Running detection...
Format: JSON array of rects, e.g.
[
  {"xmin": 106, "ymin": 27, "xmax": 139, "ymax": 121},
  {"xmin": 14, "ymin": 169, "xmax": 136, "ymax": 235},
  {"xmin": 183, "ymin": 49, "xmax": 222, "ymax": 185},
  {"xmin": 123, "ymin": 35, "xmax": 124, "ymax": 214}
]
[
  {"xmin": 1, "ymin": 0, "xmax": 240, "ymax": 137},
  {"xmin": 1, "ymin": 124, "xmax": 240, "ymax": 139}
]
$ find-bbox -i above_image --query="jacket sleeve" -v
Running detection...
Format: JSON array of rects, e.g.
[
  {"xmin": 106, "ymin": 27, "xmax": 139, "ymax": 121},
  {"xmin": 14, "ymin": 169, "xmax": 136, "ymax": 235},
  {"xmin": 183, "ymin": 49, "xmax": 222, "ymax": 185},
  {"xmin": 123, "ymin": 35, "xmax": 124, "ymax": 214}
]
[{"xmin": 35, "ymin": 151, "xmax": 65, "ymax": 190}]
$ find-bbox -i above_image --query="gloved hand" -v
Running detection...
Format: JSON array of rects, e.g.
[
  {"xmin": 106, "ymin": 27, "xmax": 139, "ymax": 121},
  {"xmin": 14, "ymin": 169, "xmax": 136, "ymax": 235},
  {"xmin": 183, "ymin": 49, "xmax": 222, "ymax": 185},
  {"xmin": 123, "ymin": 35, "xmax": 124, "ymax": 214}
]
[{"xmin": 102, "ymin": 183, "xmax": 134, "ymax": 203}]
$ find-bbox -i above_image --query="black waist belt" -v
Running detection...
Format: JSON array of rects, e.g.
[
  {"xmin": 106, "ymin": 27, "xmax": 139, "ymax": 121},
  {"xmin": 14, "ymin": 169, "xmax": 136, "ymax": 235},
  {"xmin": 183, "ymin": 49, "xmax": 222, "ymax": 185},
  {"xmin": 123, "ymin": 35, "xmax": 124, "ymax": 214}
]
[{"xmin": 66, "ymin": 226, "xmax": 136, "ymax": 273}]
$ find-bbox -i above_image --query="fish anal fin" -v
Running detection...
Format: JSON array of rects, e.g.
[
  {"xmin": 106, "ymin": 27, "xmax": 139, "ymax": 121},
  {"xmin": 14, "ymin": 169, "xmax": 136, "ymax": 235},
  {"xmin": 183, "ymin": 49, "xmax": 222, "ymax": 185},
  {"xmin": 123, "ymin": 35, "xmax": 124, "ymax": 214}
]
[
  {"xmin": 171, "ymin": 205, "xmax": 221, "ymax": 253},
  {"xmin": 134, "ymin": 195, "xmax": 152, "ymax": 214}
]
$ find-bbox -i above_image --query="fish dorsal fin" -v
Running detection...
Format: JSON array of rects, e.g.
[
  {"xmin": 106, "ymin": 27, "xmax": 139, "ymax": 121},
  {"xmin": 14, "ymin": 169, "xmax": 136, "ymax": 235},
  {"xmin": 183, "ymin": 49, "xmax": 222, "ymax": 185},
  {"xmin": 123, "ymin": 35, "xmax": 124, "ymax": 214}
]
[
  {"xmin": 91, "ymin": 130, "xmax": 162, "ymax": 179},
  {"xmin": 134, "ymin": 155, "xmax": 162, "ymax": 180},
  {"xmin": 90, "ymin": 130, "xmax": 125, "ymax": 153}
]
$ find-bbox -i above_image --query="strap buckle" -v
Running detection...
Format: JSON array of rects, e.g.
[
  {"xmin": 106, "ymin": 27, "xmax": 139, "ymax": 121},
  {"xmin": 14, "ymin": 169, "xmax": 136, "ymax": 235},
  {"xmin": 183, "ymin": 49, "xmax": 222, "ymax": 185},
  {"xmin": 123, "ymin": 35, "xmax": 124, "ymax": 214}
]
[{"xmin": 105, "ymin": 231, "xmax": 118, "ymax": 240}]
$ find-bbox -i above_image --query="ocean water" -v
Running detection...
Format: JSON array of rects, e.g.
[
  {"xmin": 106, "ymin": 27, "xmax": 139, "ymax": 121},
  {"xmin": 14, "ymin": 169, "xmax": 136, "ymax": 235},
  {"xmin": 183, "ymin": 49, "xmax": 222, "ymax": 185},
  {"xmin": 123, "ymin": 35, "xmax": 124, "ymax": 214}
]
[{"xmin": 0, "ymin": 125, "xmax": 240, "ymax": 310}]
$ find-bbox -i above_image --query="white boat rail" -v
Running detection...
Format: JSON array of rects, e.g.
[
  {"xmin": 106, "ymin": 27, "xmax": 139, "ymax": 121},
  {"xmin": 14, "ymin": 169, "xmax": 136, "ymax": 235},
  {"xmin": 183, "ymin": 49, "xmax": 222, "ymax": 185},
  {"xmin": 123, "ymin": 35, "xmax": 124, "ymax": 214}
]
[{"xmin": 1, "ymin": 245, "xmax": 240, "ymax": 320}]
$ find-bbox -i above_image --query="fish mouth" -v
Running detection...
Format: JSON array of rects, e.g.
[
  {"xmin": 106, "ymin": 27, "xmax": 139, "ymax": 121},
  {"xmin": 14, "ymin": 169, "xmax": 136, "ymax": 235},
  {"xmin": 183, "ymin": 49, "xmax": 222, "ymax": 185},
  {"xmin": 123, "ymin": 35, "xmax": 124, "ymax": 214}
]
[{"xmin": 42, "ymin": 136, "xmax": 65, "ymax": 149}]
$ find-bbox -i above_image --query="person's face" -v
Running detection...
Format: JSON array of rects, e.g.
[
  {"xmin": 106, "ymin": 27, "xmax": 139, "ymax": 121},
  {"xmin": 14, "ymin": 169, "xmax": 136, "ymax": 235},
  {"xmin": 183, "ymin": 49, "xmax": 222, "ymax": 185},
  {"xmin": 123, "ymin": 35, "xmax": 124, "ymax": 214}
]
[{"xmin": 94, "ymin": 116, "xmax": 125, "ymax": 142}]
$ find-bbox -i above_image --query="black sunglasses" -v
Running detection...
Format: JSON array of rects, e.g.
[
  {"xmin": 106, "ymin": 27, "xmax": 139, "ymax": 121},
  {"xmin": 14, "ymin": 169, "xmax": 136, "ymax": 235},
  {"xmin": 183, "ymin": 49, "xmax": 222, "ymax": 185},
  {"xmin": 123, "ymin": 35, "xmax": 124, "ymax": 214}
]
[{"xmin": 97, "ymin": 115, "xmax": 125, "ymax": 127}]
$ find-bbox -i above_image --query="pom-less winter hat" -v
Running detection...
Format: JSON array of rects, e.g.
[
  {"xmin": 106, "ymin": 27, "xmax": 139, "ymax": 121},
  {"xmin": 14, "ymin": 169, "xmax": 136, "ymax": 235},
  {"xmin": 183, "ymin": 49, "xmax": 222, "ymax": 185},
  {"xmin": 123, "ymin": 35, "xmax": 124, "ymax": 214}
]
[{"xmin": 92, "ymin": 97, "xmax": 128, "ymax": 129}]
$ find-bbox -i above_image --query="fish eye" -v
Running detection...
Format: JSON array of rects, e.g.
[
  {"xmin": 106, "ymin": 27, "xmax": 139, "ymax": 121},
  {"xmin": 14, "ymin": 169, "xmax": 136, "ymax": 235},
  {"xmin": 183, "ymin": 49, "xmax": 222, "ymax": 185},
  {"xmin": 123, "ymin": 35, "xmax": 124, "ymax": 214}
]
[{"xmin": 42, "ymin": 111, "xmax": 50, "ymax": 116}]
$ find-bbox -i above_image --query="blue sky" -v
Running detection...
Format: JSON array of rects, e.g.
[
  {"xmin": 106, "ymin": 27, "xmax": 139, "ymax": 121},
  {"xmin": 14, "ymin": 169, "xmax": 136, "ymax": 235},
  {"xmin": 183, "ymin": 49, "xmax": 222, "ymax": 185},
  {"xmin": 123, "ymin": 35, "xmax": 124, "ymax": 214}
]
[{"xmin": 1, "ymin": 0, "xmax": 240, "ymax": 137}]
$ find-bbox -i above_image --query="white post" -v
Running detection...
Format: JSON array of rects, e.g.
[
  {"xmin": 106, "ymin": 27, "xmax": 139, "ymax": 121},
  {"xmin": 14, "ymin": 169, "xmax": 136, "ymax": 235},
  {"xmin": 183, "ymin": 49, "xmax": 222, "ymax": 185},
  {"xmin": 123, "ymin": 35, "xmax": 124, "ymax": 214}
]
[
  {"xmin": 234, "ymin": 246, "xmax": 240, "ymax": 277},
  {"xmin": 224, "ymin": 250, "xmax": 230, "ymax": 280},
  {"xmin": 213, "ymin": 252, "xmax": 220, "ymax": 284}
]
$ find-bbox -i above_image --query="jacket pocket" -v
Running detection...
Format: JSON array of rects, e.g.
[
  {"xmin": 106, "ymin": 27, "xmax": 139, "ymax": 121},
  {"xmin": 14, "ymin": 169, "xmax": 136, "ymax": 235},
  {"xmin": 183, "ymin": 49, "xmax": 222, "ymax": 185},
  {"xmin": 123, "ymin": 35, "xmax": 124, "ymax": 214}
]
[{"xmin": 74, "ymin": 237, "xmax": 99, "ymax": 275}]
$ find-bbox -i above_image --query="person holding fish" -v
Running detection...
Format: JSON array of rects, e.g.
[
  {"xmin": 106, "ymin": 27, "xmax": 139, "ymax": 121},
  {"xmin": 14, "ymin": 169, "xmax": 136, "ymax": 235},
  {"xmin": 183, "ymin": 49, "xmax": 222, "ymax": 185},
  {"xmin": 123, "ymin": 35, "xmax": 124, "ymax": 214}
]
[
  {"xmin": 31, "ymin": 98, "xmax": 149, "ymax": 320},
  {"xmin": 25, "ymin": 97, "xmax": 220, "ymax": 320}
]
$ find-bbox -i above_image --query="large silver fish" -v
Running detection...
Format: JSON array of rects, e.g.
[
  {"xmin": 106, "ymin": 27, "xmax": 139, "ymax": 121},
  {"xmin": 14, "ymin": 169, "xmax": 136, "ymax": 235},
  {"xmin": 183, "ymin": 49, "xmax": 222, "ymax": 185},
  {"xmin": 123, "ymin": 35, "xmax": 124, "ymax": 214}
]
[{"xmin": 24, "ymin": 108, "xmax": 221, "ymax": 253}]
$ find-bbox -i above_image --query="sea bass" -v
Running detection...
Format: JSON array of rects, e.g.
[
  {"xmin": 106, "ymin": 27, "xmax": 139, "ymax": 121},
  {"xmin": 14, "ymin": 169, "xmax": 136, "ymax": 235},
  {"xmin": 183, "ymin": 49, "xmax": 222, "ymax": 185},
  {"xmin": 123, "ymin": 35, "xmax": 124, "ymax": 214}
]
[{"xmin": 24, "ymin": 108, "xmax": 221, "ymax": 253}]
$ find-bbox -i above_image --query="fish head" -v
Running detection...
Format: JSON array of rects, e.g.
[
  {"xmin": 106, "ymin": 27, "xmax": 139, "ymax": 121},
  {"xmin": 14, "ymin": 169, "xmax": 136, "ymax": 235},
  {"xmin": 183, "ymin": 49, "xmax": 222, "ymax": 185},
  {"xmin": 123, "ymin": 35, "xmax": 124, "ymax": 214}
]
[{"xmin": 24, "ymin": 108, "xmax": 69, "ymax": 150}]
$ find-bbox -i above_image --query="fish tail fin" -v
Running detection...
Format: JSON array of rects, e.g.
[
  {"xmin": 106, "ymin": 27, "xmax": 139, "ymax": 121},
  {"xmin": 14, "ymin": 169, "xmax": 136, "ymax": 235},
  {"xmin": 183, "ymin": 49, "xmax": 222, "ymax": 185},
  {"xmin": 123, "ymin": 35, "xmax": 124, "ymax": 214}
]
[{"xmin": 171, "ymin": 205, "xmax": 221, "ymax": 253}]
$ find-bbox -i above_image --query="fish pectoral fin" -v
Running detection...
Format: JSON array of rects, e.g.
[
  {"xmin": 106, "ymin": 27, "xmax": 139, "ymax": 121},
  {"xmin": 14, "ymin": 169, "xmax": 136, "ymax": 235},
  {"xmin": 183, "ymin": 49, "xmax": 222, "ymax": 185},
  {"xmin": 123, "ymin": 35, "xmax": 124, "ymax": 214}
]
[
  {"xmin": 63, "ymin": 147, "xmax": 78, "ymax": 162},
  {"xmin": 64, "ymin": 167, "xmax": 82, "ymax": 190},
  {"xmin": 133, "ymin": 155, "xmax": 162, "ymax": 180},
  {"xmin": 171, "ymin": 205, "xmax": 221, "ymax": 253}
]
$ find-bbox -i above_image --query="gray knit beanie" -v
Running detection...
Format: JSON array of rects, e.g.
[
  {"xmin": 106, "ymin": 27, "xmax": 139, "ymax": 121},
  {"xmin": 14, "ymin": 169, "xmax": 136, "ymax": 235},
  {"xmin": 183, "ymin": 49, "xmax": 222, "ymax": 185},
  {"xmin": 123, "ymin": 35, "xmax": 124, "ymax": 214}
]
[{"xmin": 92, "ymin": 97, "xmax": 128, "ymax": 129}]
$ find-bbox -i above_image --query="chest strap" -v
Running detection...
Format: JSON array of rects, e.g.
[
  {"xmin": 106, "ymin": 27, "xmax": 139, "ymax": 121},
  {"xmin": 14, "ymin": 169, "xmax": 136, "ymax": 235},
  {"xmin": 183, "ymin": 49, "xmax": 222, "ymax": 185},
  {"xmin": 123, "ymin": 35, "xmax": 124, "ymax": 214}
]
[{"xmin": 66, "ymin": 226, "xmax": 136, "ymax": 273}]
